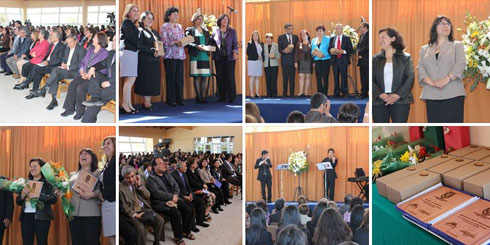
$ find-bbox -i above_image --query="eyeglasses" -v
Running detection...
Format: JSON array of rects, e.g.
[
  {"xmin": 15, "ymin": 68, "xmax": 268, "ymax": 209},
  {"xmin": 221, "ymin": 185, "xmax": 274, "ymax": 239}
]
[{"xmin": 438, "ymin": 22, "xmax": 451, "ymax": 27}]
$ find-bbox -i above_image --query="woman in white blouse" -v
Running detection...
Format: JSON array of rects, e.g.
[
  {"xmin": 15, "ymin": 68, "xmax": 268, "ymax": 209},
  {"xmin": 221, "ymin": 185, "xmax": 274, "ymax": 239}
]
[{"xmin": 372, "ymin": 27, "xmax": 415, "ymax": 123}]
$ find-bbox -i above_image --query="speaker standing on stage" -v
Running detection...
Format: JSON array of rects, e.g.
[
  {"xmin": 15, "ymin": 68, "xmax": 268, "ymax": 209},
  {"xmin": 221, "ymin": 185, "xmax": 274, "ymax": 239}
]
[
  {"xmin": 255, "ymin": 150, "xmax": 272, "ymax": 203},
  {"xmin": 322, "ymin": 148, "xmax": 338, "ymax": 200}
]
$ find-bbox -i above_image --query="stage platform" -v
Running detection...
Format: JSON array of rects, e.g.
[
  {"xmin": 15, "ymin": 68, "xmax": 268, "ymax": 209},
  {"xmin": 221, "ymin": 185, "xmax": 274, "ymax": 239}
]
[
  {"xmin": 246, "ymin": 201, "xmax": 369, "ymax": 214},
  {"xmin": 119, "ymin": 96, "xmax": 243, "ymax": 123},
  {"xmin": 246, "ymin": 96, "xmax": 368, "ymax": 123}
]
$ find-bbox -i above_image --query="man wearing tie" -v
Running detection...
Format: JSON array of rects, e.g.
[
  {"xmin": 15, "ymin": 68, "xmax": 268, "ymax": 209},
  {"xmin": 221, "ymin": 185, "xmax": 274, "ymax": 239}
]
[
  {"xmin": 328, "ymin": 23, "xmax": 353, "ymax": 98},
  {"xmin": 278, "ymin": 23, "xmax": 299, "ymax": 97},
  {"xmin": 0, "ymin": 176, "xmax": 14, "ymax": 245},
  {"xmin": 357, "ymin": 22, "xmax": 369, "ymax": 98},
  {"xmin": 31, "ymin": 34, "xmax": 87, "ymax": 109},
  {"xmin": 255, "ymin": 150, "xmax": 272, "ymax": 202},
  {"xmin": 321, "ymin": 148, "xmax": 338, "ymax": 200}
]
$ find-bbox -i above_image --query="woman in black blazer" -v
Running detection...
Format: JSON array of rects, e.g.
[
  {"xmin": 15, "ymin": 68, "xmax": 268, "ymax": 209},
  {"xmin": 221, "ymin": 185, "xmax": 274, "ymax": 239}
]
[
  {"xmin": 186, "ymin": 12, "xmax": 212, "ymax": 103},
  {"xmin": 16, "ymin": 158, "xmax": 57, "ymax": 245},
  {"xmin": 135, "ymin": 11, "xmax": 162, "ymax": 111},
  {"xmin": 372, "ymin": 27, "xmax": 414, "ymax": 123},
  {"xmin": 247, "ymin": 31, "xmax": 264, "ymax": 98},
  {"xmin": 210, "ymin": 159, "xmax": 231, "ymax": 205},
  {"xmin": 246, "ymin": 208, "xmax": 273, "ymax": 245},
  {"xmin": 100, "ymin": 136, "xmax": 116, "ymax": 244},
  {"xmin": 186, "ymin": 157, "xmax": 215, "ymax": 222}
]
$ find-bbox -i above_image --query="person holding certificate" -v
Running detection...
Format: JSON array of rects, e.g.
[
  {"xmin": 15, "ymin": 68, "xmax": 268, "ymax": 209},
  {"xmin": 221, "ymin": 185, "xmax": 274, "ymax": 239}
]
[
  {"xmin": 16, "ymin": 158, "xmax": 57, "ymax": 245},
  {"xmin": 255, "ymin": 150, "xmax": 272, "ymax": 203},
  {"xmin": 100, "ymin": 136, "xmax": 116, "ymax": 244},
  {"xmin": 321, "ymin": 148, "xmax": 338, "ymax": 200},
  {"xmin": 69, "ymin": 148, "xmax": 102, "ymax": 245}
]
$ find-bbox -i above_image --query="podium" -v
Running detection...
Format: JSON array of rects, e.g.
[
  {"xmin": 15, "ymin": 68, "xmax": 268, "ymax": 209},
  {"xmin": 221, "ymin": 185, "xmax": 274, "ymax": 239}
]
[
  {"xmin": 316, "ymin": 162, "xmax": 333, "ymax": 199},
  {"xmin": 276, "ymin": 164, "xmax": 289, "ymax": 200}
]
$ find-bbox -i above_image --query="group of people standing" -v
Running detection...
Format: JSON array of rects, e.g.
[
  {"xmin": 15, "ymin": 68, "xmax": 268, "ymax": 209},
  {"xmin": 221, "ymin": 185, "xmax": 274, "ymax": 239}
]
[
  {"xmin": 120, "ymin": 4, "xmax": 239, "ymax": 114},
  {"xmin": 0, "ymin": 136, "xmax": 116, "ymax": 245},
  {"xmin": 246, "ymin": 22, "xmax": 369, "ymax": 99}
]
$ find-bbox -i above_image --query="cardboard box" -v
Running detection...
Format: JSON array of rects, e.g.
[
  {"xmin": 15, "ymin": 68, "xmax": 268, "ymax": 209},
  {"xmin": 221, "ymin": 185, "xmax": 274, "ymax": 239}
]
[
  {"xmin": 386, "ymin": 171, "xmax": 441, "ymax": 203},
  {"xmin": 481, "ymin": 155, "xmax": 490, "ymax": 164},
  {"xmin": 463, "ymin": 168, "xmax": 490, "ymax": 199},
  {"xmin": 376, "ymin": 165, "xmax": 424, "ymax": 198},
  {"xmin": 427, "ymin": 158, "xmax": 474, "ymax": 181},
  {"xmin": 461, "ymin": 147, "xmax": 490, "ymax": 160},
  {"xmin": 415, "ymin": 154, "xmax": 456, "ymax": 169},
  {"xmin": 447, "ymin": 145, "xmax": 482, "ymax": 157},
  {"xmin": 443, "ymin": 161, "xmax": 490, "ymax": 190}
]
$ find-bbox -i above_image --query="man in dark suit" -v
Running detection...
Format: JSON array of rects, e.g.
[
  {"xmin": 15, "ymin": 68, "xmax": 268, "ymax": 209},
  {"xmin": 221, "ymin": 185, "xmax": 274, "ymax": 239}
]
[
  {"xmin": 18, "ymin": 31, "xmax": 65, "ymax": 93},
  {"xmin": 255, "ymin": 150, "xmax": 272, "ymax": 202},
  {"xmin": 0, "ymin": 176, "xmax": 14, "ymax": 245},
  {"xmin": 81, "ymin": 39, "xmax": 116, "ymax": 123},
  {"xmin": 31, "ymin": 34, "xmax": 86, "ymax": 109},
  {"xmin": 321, "ymin": 148, "xmax": 338, "ymax": 200},
  {"xmin": 222, "ymin": 154, "xmax": 242, "ymax": 186},
  {"xmin": 305, "ymin": 93, "xmax": 337, "ymax": 123},
  {"xmin": 146, "ymin": 157, "xmax": 196, "ymax": 241},
  {"xmin": 278, "ymin": 23, "xmax": 298, "ymax": 97},
  {"xmin": 357, "ymin": 22, "xmax": 369, "ymax": 98},
  {"xmin": 119, "ymin": 165, "xmax": 164, "ymax": 245},
  {"xmin": 328, "ymin": 23, "xmax": 354, "ymax": 98},
  {"xmin": 171, "ymin": 163, "xmax": 208, "ymax": 228}
]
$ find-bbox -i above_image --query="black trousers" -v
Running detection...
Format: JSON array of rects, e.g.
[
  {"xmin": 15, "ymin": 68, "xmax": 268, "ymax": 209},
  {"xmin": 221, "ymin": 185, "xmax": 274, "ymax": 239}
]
[
  {"xmin": 0, "ymin": 225, "xmax": 5, "ymax": 245},
  {"xmin": 155, "ymin": 199, "xmax": 192, "ymax": 239},
  {"xmin": 315, "ymin": 60, "xmax": 331, "ymax": 96},
  {"xmin": 63, "ymin": 77, "xmax": 89, "ymax": 115},
  {"xmin": 227, "ymin": 175, "xmax": 242, "ymax": 187},
  {"xmin": 45, "ymin": 68, "xmax": 79, "ymax": 96},
  {"xmin": 131, "ymin": 211, "xmax": 164, "ymax": 245},
  {"xmin": 360, "ymin": 65, "xmax": 369, "ymax": 97},
  {"xmin": 164, "ymin": 59, "xmax": 184, "ymax": 104},
  {"xmin": 188, "ymin": 195, "xmax": 206, "ymax": 224},
  {"xmin": 69, "ymin": 216, "xmax": 101, "ymax": 245},
  {"xmin": 208, "ymin": 184, "xmax": 224, "ymax": 206},
  {"xmin": 221, "ymin": 180, "xmax": 231, "ymax": 202},
  {"xmin": 332, "ymin": 62, "xmax": 348, "ymax": 96},
  {"xmin": 21, "ymin": 213, "xmax": 50, "ymax": 245},
  {"xmin": 264, "ymin": 66, "xmax": 278, "ymax": 97},
  {"xmin": 119, "ymin": 217, "xmax": 138, "ymax": 245},
  {"xmin": 426, "ymin": 96, "xmax": 464, "ymax": 123},
  {"xmin": 282, "ymin": 65, "xmax": 295, "ymax": 96},
  {"xmin": 326, "ymin": 177, "xmax": 336, "ymax": 201},
  {"xmin": 27, "ymin": 65, "xmax": 56, "ymax": 90},
  {"xmin": 373, "ymin": 103, "xmax": 410, "ymax": 123},
  {"xmin": 215, "ymin": 58, "xmax": 236, "ymax": 102},
  {"xmin": 260, "ymin": 178, "xmax": 272, "ymax": 202}
]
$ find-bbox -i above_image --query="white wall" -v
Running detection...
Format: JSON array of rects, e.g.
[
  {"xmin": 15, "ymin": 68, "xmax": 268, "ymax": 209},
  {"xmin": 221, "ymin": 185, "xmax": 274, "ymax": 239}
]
[
  {"xmin": 166, "ymin": 126, "xmax": 243, "ymax": 153},
  {"xmin": 470, "ymin": 126, "xmax": 490, "ymax": 146}
]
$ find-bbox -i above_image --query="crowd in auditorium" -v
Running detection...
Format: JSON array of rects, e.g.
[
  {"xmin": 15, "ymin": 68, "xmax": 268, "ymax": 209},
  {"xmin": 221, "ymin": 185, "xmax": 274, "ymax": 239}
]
[
  {"xmin": 0, "ymin": 20, "xmax": 116, "ymax": 123},
  {"xmin": 119, "ymin": 150, "xmax": 242, "ymax": 245},
  {"xmin": 246, "ymin": 194, "xmax": 368, "ymax": 245}
]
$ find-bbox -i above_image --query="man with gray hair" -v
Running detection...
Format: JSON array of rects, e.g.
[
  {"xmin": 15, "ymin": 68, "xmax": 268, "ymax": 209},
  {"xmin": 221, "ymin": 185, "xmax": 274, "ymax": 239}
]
[
  {"xmin": 30, "ymin": 34, "xmax": 86, "ymax": 110},
  {"xmin": 120, "ymin": 165, "xmax": 165, "ymax": 245},
  {"xmin": 5, "ymin": 27, "xmax": 31, "ymax": 76},
  {"xmin": 328, "ymin": 23, "xmax": 353, "ymax": 98},
  {"xmin": 19, "ymin": 31, "xmax": 65, "ymax": 94}
]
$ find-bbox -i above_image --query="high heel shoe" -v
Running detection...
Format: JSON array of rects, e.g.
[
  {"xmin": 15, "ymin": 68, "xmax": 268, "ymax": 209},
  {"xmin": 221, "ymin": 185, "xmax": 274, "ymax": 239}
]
[
  {"xmin": 120, "ymin": 107, "xmax": 135, "ymax": 114},
  {"xmin": 255, "ymin": 94, "xmax": 261, "ymax": 98}
]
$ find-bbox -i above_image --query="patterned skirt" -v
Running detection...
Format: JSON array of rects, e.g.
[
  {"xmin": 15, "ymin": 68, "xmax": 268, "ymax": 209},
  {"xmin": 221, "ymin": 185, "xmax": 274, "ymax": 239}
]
[{"xmin": 190, "ymin": 51, "xmax": 211, "ymax": 77}]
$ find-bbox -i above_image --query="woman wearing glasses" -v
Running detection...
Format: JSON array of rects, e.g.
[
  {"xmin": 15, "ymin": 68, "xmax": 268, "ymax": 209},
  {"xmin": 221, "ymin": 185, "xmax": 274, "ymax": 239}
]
[{"xmin": 417, "ymin": 16, "xmax": 466, "ymax": 122}]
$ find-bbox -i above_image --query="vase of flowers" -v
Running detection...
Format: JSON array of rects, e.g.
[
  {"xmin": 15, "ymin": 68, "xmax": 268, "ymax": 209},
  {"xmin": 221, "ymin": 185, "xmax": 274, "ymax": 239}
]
[{"xmin": 288, "ymin": 151, "xmax": 309, "ymax": 176}]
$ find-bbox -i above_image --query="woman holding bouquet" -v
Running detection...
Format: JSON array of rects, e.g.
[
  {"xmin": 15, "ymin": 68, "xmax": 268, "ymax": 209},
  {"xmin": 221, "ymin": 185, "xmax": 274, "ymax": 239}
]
[
  {"xmin": 69, "ymin": 148, "xmax": 102, "ymax": 245},
  {"xmin": 417, "ymin": 15, "xmax": 466, "ymax": 123},
  {"xmin": 16, "ymin": 158, "xmax": 57, "ymax": 245},
  {"xmin": 100, "ymin": 136, "xmax": 116, "ymax": 244}
]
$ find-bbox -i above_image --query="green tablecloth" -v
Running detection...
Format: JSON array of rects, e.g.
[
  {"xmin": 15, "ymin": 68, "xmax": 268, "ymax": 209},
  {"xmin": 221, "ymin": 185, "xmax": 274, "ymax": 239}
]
[{"xmin": 372, "ymin": 183, "xmax": 446, "ymax": 245}]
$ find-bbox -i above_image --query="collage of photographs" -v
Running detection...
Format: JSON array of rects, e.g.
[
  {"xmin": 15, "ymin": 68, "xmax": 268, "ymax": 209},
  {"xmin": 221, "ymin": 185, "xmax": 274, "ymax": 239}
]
[{"xmin": 0, "ymin": 0, "xmax": 489, "ymax": 245}]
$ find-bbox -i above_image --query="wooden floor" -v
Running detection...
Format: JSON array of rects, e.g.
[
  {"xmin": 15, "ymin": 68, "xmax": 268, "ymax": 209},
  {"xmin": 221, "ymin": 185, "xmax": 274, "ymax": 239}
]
[{"xmin": 0, "ymin": 73, "xmax": 114, "ymax": 123}]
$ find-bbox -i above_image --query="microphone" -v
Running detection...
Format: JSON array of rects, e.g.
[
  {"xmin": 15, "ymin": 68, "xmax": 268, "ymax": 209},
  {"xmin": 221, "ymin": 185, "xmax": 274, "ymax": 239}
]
[{"xmin": 227, "ymin": 6, "xmax": 238, "ymax": 13}]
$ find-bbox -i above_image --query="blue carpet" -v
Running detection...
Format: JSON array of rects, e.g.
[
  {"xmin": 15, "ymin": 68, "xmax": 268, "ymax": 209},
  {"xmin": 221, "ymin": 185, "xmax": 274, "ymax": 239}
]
[
  {"xmin": 247, "ymin": 96, "xmax": 368, "ymax": 123},
  {"xmin": 119, "ymin": 96, "xmax": 242, "ymax": 123},
  {"xmin": 246, "ymin": 201, "xmax": 369, "ymax": 214}
]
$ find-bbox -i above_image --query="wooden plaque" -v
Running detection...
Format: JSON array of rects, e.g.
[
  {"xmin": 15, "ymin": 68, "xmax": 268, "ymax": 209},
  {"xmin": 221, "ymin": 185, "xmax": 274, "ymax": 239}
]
[{"xmin": 72, "ymin": 170, "xmax": 98, "ymax": 194}]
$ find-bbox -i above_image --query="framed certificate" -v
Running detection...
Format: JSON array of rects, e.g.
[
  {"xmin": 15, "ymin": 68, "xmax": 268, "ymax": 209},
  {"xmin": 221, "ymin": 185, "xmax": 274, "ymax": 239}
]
[
  {"xmin": 154, "ymin": 41, "xmax": 164, "ymax": 56},
  {"xmin": 72, "ymin": 170, "xmax": 98, "ymax": 194},
  {"xmin": 28, "ymin": 180, "xmax": 43, "ymax": 198},
  {"xmin": 312, "ymin": 48, "xmax": 324, "ymax": 57},
  {"xmin": 179, "ymin": 36, "xmax": 195, "ymax": 47},
  {"xmin": 201, "ymin": 45, "xmax": 216, "ymax": 52}
]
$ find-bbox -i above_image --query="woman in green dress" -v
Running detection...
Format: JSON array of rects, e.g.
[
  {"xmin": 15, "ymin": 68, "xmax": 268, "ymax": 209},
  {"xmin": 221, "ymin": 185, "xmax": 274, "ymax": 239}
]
[{"xmin": 186, "ymin": 12, "xmax": 212, "ymax": 103}]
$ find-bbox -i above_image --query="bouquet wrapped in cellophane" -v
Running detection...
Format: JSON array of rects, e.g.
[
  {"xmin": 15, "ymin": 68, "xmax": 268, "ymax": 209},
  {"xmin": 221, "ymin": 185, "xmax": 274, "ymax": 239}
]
[
  {"xmin": 41, "ymin": 161, "xmax": 74, "ymax": 220},
  {"xmin": 0, "ymin": 178, "xmax": 44, "ymax": 209}
]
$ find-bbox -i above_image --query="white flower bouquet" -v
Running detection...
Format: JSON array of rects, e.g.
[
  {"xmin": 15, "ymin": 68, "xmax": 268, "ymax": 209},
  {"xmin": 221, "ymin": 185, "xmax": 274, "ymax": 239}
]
[{"xmin": 288, "ymin": 151, "xmax": 309, "ymax": 176}]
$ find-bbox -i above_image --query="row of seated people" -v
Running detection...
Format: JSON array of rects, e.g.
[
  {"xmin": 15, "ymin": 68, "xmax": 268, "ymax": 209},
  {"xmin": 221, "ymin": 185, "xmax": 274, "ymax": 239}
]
[
  {"xmin": 0, "ymin": 23, "xmax": 115, "ymax": 122},
  {"xmin": 246, "ymin": 195, "xmax": 368, "ymax": 245},
  {"xmin": 119, "ymin": 153, "xmax": 242, "ymax": 245},
  {"xmin": 246, "ymin": 93, "xmax": 370, "ymax": 123}
]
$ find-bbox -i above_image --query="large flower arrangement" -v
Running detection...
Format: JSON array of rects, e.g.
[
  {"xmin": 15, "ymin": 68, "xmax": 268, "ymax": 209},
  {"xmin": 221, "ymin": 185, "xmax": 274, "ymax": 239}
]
[
  {"xmin": 288, "ymin": 151, "xmax": 309, "ymax": 176},
  {"xmin": 330, "ymin": 23, "xmax": 360, "ymax": 51},
  {"xmin": 41, "ymin": 162, "xmax": 75, "ymax": 220},
  {"xmin": 459, "ymin": 12, "xmax": 490, "ymax": 91}
]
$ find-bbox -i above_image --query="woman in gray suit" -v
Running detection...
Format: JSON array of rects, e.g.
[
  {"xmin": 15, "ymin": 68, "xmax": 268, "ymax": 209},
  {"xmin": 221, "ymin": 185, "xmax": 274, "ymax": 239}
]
[
  {"xmin": 417, "ymin": 16, "xmax": 466, "ymax": 122},
  {"xmin": 372, "ymin": 27, "xmax": 414, "ymax": 123},
  {"xmin": 263, "ymin": 33, "xmax": 280, "ymax": 97}
]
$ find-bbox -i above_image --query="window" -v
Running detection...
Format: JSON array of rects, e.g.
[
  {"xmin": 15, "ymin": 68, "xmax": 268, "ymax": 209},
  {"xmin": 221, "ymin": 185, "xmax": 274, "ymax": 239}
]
[
  {"xmin": 87, "ymin": 5, "xmax": 116, "ymax": 26},
  {"xmin": 0, "ymin": 7, "xmax": 22, "ymax": 26},
  {"xmin": 119, "ymin": 136, "xmax": 153, "ymax": 155},
  {"xmin": 194, "ymin": 136, "xmax": 235, "ymax": 154},
  {"xmin": 27, "ymin": 7, "xmax": 82, "ymax": 26}
]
